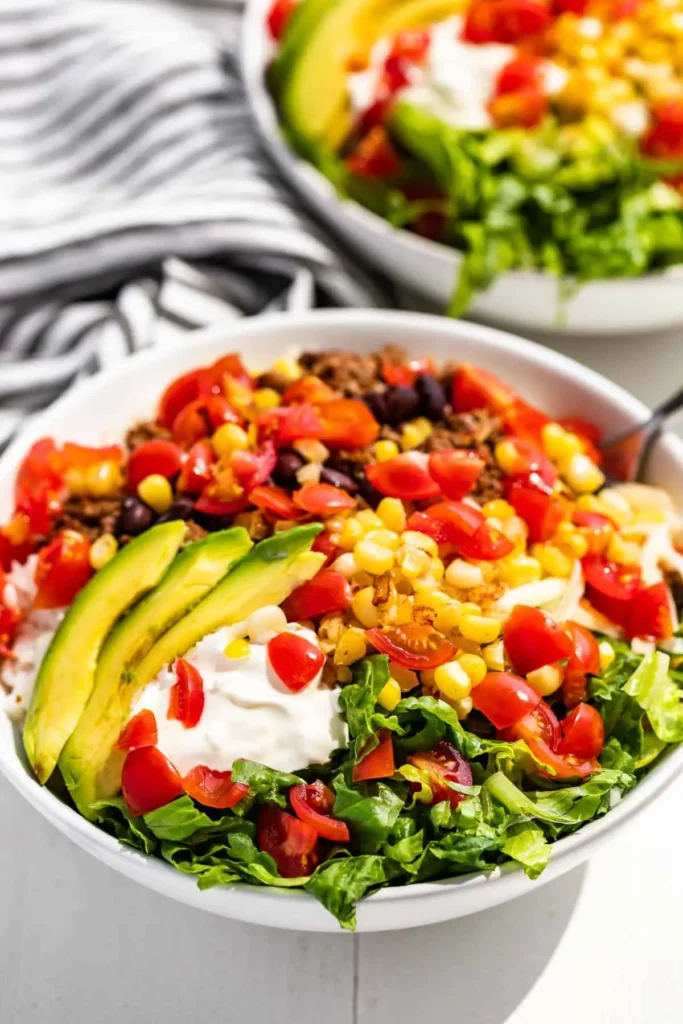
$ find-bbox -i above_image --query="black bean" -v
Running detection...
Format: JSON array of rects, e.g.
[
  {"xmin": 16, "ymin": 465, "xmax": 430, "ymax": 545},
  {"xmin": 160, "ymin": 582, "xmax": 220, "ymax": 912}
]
[
  {"xmin": 415, "ymin": 374, "xmax": 447, "ymax": 421},
  {"xmin": 320, "ymin": 467, "xmax": 358, "ymax": 493},
  {"xmin": 155, "ymin": 497, "xmax": 195, "ymax": 524},
  {"xmin": 364, "ymin": 390, "xmax": 389, "ymax": 424},
  {"xmin": 273, "ymin": 449, "xmax": 304, "ymax": 487},
  {"xmin": 119, "ymin": 496, "xmax": 155, "ymax": 536},
  {"xmin": 386, "ymin": 386, "xmax": 420, "ymax": 425},
  {"xmin": 358, "ymin": 477, "xmax": 383, "ymax": 508}
]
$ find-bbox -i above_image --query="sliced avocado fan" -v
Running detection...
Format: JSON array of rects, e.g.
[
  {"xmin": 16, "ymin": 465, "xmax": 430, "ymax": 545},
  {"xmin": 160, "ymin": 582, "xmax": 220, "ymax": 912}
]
[
  {"xmin": 59, "ymin": 527, "xmax": 253, "ymax": 816},
  {"xmin": 23, "ymin": 521, "xmax": 186, "ymax": 784}
]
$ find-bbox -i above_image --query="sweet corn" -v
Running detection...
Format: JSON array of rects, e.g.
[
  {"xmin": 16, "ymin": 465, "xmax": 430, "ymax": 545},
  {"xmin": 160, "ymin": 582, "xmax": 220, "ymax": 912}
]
[
  {"xmin": 500, "ymin": 554, "xmax": 542, "ymax": 588},
  {"xmin": 393, "ymin": 595, "xmax": 414, "ymax": 625},
  {"xmin": 331, "ymin": 552, "xmax": 359, "ymax": 578},
  {"xmin": 482, "ymin": 499, "xmax": 515, "ymax": 521},
  {"xmin": 270, "ymin": 357, "xmax": 301, "ymax": 382},
  {"xmin": 456, "ymin": 652, "xmax": 487, "ymax": 687},
  {"xmin": 137, "ymin": 473, "xmax": 173, "ymax": 513},
  {"xmin": 446, "ymin": 559, "xmax": 484, "ymax": 589},
  {"xmin": 354, "ymin": 539, "xmax": 395, "ymax": 575},
  {"xmin": 396, "ymin": 545, "xmax": 430, "ymax": 579},
  {"xmin": 391, "ymin": 663, "xmax": 420, "ymax": 692},
  {"xmin": 356, "ymin": 509, "xmax": 385, "ymax": 531},
  {"xmin": 429, "ymin": 557, "xmax": 445, "ymax": 583},
  {"xmin": 494, "ymin": 439, "xmax": 521, "ymax": 475},
  {"xmin": 453, "ymin": 696, "xmax": 473, "ymax": 720},
  {"xmin": 434, "ymin": 603, "xmax": 463, "ymax": 635},
  {"xmin": 377, "ymin": 678, "xmax": 402, "ymax": 711},
  {"xmin": 374, "ymin": 440, "xmax": 400, "ymax": 463},
  {"xmin": 85, "ymin": 459, "xmax": 122, "ymax": 498},
  {"xmin": 336, "ymin": 665, "xmax": 353, "ymax": 684},
  {"xmin": 252, "ymin": 387, "xmax": 280, "ymax": 410},
  {"xmin": 483, "ymin": 639, "xmax": 505, "ymax": 671},
  {"xmin": 89, "ymin": 533, "xmax": 118, "ymax": 570},
  {"xmin": 556, "ymin": 521, "xmax": 589, "ymax": 558},
  {"xmin": 335, "ymin": 627, "xmax": 367, "ymax": 665},
  {"xmin": 224, "ymin": 637, "xmax": 250, "ymax": 659},
  {"xmin": 459, "ymin": 614, "xmax": 501, "ymax": 644},
  {"xmin": 402, "ymin": 530, "xmax": 438, "ymax": 556},
  {"xmin": 400, "ymin": 418, "xmax": 432, "ymax": 451},
  {"xmin": 541, "ymin": 422, "xmax": 583, "ymax": 462},
  {"xmin": 352, "ymin": 586, "xmax": 381, "ymax": 628},
  {"xmin": 531, "ymin": 543, "xmax": 574, "ymax": 578},
  {"xmin": 364, "ymin": 529, "xmax": 400, "ymax": 551},
  {"xmin": 599, "ymin": 640, "xmax": 616, "ymax": 671},
  {"xmin": 414, "ymin": 589, "xmax": 451, "ymax": 613},
  {"xmin": 377, "ymin": 497, "xmax": 406, "ymax": 533},
  {"xmin": 434, "ymin": 660, "xmax": 472, "ymax": 702},
  {"xmin": 338, "ymin": 517, "xmax": 365, "ymax": 549},
  {"xmin": 212, "ymin": 423, "xmax": 249, "ymax": 457},
  {"xmin": 296, "ymin": 463, "xmax": 321, "ymax": 485},
  {"xmin": 607, "ymin": 533, "xmax": 641, "ymax": 566},
  {"xmin": 526, "ymin": 663, "xmax": 564, "ymax": 696},
  {"xmin": 592, "ymin": 489, "xmax": 634, "ymax": 527},
  {"xmin": 294, "ymin": 439, "xmax": 329, "ymax": 463},
  {"xmin": 562, "ymin": 452, "xmax": 605, "ymax": 494}
]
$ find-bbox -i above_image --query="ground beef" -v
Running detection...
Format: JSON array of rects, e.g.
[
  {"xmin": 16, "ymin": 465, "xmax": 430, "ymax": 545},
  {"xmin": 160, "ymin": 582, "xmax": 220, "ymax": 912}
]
[
  {"xmin": 125, "ymin": 420, "xmax": 172, "ymax": 451},
  {"xmin": 256, "ymin": 370, "xmax": 291, "ymax": 393},
  {"xmin": 184, "ymin": 520, "xmax": 209, "ymax": 544},
  {"xmin": 299, "ymin": 345, "xmax": 405, "ymax": 397},
  {"xmin": 49, "ymin": 494, "xmax": 124, "ymax": 542},
  {"xmin": 422, "ymin": 409, "xmax": 503, "ymax": 452}
]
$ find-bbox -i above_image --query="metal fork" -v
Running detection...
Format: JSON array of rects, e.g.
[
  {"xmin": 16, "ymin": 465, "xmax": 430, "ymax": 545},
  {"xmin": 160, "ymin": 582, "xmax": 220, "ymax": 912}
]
[{"xmin": 600, "ymin": 385, "xmax": 683, "ymax": 482}]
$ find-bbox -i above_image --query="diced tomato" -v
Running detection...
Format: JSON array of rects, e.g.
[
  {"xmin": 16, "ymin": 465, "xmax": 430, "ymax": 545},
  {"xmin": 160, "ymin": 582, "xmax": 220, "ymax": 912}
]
[
  {"xmin": 502, "ymin": 401, "xmax": 552, "ymax": 447},
  {"xmin": 292, "ymin": 483, "xmax": 356, "ymax": 515},
  {"xmin": 267, "ymin": 632, "xmax": 325, "ymax": 692},
  {"xmin": 387, "ymin": 29, "xmax": 431, "ymax": 64},
  {"xmin": 623, "ymin": 581, "xmax": 675, "ymax": 642},
  {"xmin": 461, "ymin": 0, "xmax": 498, "ymax": 41},
  {"xmin": 116, "ymin": 710, "xmax": 158, "ymax": 751},
  {"xmin": 471, "ymin": 671, "xmax": 542, "ymax": 730},
  {"xmin": 231, "ymin": 442, "xmax": 277, "ymax": 492},
  {"xmin": 121, "ymin": 746, "xmax": 185, "ymax": 816},
  {"xmin": 562, "ymin": 621, "xmax": 600, "ymax": 707},
  {"xmin": 167, "ymin": 658, "xmax": 205, "ymax": 729},
  {"xmin": 428, "ymin": 449, "xmax": 484, "ymax": 500},
  {"xmin": 183, "ymin": 766, "xmax": 249, "ymax": 810},
  {"xmin": 583, "ymin": 555, "xmax": 641, "ymax": 628},
  {"xmin": 352, "ymin": 729, "xmax": 395, "ymax": 781},
  {"xmin": 557, "ymin": 703, "xmax": 604, "ymax": 760},
  {"xmin": 496, "ymin": 55, "xmax": 543, "ymax": 94},
  {"xmin": 499, "ymin": 700, "xmax": 562, "ymax": 750},
  {"xmin": 15, "ymin": 438, "xmax": 65, "ymax": 536},
  {"xmin": 424, "ymin": 500, "xmax": 484, "ymax": 538},
  {"xmin": 177, "ymin": 440, "xmax": 215, "ymax": 494},
  {"xmin": 506, "ymin": 480, "xmax": 568, "ymax": 543},
  {"xmin": 127, "ymin": 440, "xmax": 185, "ymax": 490},
  {"xmin": 405, "ymin": 511, "xmax": 453, "ymax": 546},
  {"xmin": 257, "ymin": 404, "xmax": 323, "ymax": 446},
  {"xmin": 282, "ymin": 568, "xmax": 352, "ymax": 621},
  {"xmin": 282, "ymin": 376, "xmax": 336, "ymax": 406},
  {"xmin": 193, "ymin": 492, "xmax": 249, "ymax": 517},
  {"xmin": 407, "ymin": 740, "xmax": 472, "ymax": 809},
  {"xmin": 203, "ymin": 354, "xmax": 252, "ymax": 394},
  {"xmin": 365, "ymin": 622, "xmax": 458, "ymax": 670},
  {"xmin": 318, "ymin": 398, "xmax": 380, "ymax": 449},
  {"xmin": 290, "ymin": 781, "xmax": 351, "ymax": 842},
  {"xmin": 250, "ymin": 485, "xmax": 302, "ymax": 520},
  {"xmin": 642, "ymin": 99, "xmax": 683, "ymax": 160},
  {"xmin": 158, "ymin": 370, "xmax": 202, "ymax": 430},
  {"xmin": 503, "ymin": 605, "xmax": 574, "ymax": 676},
  {"xmin": 457, "ymin": 521, "xmax": 515, "ymax": 561},
  {"xmin": 381, "ymin": 53, "xmax": 413, "ymax": 93},
  {"xmin": 463, "ymin": 0, "xmax": 551, "ymax": 43},
  {"xmin": 346, "ymin": 126, "xmax": 402, "ymax": 180},
  {"xmin": 172, "ymin": 395, "xmax": 240, "ymax": 447},
  {"xmin": 0, "ymin": 592, "xmax": 21, "ymax": 659},
  {"xmin": 489, "ymin": 89, "xmax": 547, "ymax": 128},
  {"xmin": 554, "ymin": 0, "xmax": 589, "ymax": 11},
  {"xmin": 499, "ymin": 438, "xmax": 557, "ymax": 489},
  {"xmin": 500, "ymin": 701, "xmax": 599, "ymax": 778},
  {"xmin": 381, "ymin": 356, "xmax": 435, "ymax": 388},
  {"xmin": 34, "ymin": 530, "xmax": 92, "ymax": 609},
  {"xmin": 312, "ymin": 531, "xmax": 339, "ymax": 566},
  {"xmin": 452, "ymin": 364, "xmax": 519, "ymax": 414},
  {"xmin": 267, "ymin": 0, "xmax": 298, "ymax": 40},
  {"xmin": 257, "ymin": 805, "xmax": 319, "ymax": 878},
  {"xmin": 612, "ymin": 0, "xmax": 639, "ymax": 15},
  {"xmin": 356, "ymin": 88, "xmax": 394, "ymax": 136},
  {"xmin": 366, "ymin": 453, "xmax": 440, "ymax": 501},
  {"xmin": 158, "ymin": 356, "xmax": 252, "ymax": 430}
]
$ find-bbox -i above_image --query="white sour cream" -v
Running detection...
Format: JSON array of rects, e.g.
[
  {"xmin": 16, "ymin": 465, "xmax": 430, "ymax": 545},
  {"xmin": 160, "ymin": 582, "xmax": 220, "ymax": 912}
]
[{"xmin": 133, "ymin": 614, "xmax": 347, "ymax": 776}]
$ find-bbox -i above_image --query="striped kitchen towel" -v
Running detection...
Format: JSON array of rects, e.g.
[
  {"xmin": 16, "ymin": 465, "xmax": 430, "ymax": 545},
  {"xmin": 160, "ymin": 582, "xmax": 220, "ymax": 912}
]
[{"xmin": 0, "ymin": 0, "xmax": 388, "ymax": 450}]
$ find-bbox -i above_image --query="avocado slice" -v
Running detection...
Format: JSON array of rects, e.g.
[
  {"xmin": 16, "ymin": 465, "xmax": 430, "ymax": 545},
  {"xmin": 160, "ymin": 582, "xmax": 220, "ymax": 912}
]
[
  {"xmin": 59, "ymin": 527, "xmax": 253, "ymax": 815},
  {"xmin": 23, "ymin": 521, "xmax": 186, "ymax": 784}
]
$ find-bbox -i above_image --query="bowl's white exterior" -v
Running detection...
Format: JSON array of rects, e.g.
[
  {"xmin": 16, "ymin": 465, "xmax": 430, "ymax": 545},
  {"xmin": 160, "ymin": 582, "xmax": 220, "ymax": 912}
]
[
  {"xmin": 2, "ymin": 309, "xmax": 683, "ymax": 932},
  {"xmin": 241, "ymin": 0, "xmax": 683, "ymax": 335}
]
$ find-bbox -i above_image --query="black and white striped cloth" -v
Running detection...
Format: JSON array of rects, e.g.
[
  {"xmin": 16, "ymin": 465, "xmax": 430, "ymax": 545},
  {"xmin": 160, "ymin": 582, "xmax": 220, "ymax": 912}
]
[{"xmin": 0, "ymin": 0, "xmax": 389, "ymax": 449}]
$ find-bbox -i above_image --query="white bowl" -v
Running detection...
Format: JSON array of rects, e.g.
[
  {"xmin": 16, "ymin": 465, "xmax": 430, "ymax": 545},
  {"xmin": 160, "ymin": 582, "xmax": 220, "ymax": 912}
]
[
  {"xmin": 241, "ymin": 0, "xmax": 683, "ymax": 336},
  {"xmin": 2, "ymin": 309, "xmax": 683, "ymax": 932}
]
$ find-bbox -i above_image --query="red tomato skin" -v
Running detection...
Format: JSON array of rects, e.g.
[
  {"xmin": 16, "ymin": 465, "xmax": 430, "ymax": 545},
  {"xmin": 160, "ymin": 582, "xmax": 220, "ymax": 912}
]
[
  {"xmin": 281, "ymin": 569, "xmax": 352, "ymax": 621},
  {"xmin": 457, "ymin": 522, "xmax": 515, "ymax": 561},
  {"xmin": 562, "ymin": 621, "xmax": 600, "ymax": 707},
  {"xmin": 503, "ymin": 605, "xmax": 574, "ymax": 676},
  {"xmin": 34, "ymin": 530, "xmax": 92, "ymax": 609},
  {"xmin": 365, "ymin": 623, "xmax": 458, "ymax": 671},
  {"xmin": 499, "ymin": 438, "xmax": 557, "ymax": 489},
  {"xmin": 352, "ymin": 730, "xmax": 396, "ymax": 781},
  {"xmin": 407, "ymin": 740, "xmax": 472, "ymax": 809},
  {"xmin": 127, "ymin": 440, "xmax": 185, "ymax": 490},
  {"xmin": 0, "ymin": 597, "xmax": 22, "ymax": 659},
  {"xmin": 502, "ymin": 401, "xmax": 552, "ymax": 447},
  {"xmin": 231, "ymin": 443, "xmax": 277, "ymax": 492},
  {"xmin": 496, "ymin": 55, "xmax": 543, "ymax": 94},
  {"xmin": 282, "ymin": 376, "xmax": 336, "ymax": 406},
  {"xmin": 193, "ymin": 493, "xmax": 249, "ymax": 517},
  {"xmin": 623, "ymin": 581, "xmax": 675, "ymax": 641},
  {"xmin": 428, "ymin": 449, "xmax": 484, "ymax": 500},
  {"xmin": 471, "ymin": 671, "xmax": 542, "ymax": 730},
  {"xmin": 183, "ymin": 767, "xmax": 249, "ymax": 809},
  {"xmin": 489, "ymin": 89, "xmax": 547, "ymax": 128},
  {"xmin": 121, "ymin": 747, "xmax": 185, "ymax": 816},
  {"xmin": 452, "ymin": 364, "xmax": 519, "ymax": 413},
  {"xmin": 311, "ymin": 531, "xmax": 339, "ymax": 566},
  {"xmin": 267, "ymin": 0, "xmax": 298, "ymax": 39},
  {"xmin": 0, "ymin": 516, "xmax": 34, "ymax": 571},
  {"xmin": 506, "ymin": 479, "xmax": 568, "ymax": 543},
  {"xmin": 158, "ymin": 371, "xmax": 201, "ymax": 429},
  {"xmin": 177, "ymin": 440, "xmax": 215, "ymax": 495},
  {"xmin": 257, "ymin": 404, "xmax": 323, "ymax": 446},
  {"xmin": 116, "ymin": 710, "xmax": 158, "ymax": 751},
  {"xmin": 257, "ymin": 805, "xmax": 320, "ymax": 878},
  {"xmin": 381, "ymin": 356, "xmax": 434, "ymax": 388},
  {"xmin": 582, "ymin": 555, "xmax": 641, "ymax": 627},
  {"xmin": 292, "ymin": 483, "xmax": 357, "ymax": 515},
  {"xmin": 366, "ymin": 454, "xmax": 440, "ymax": 500},
  {"xmin": 642, "ymin": 100, "xmax": 683, "ymax": 159},
  {"xmin": 290, "ymin": 782, "xmax": 351, "ymax": 842},
  {"xmin": 167, "ymin": 658, "xmax": 205, "ymax": 728},
  {"xmin": 267, "ymin": 632, "xmax": 325, "ymax": 692},
  {"xmin": 249, "ymin": 485, "xmax": 302, "ymax": 520},
  {"xmin": 500, "ymin": 700, "xmax": 563, "ymax": 750},
  {"xmin": 318, "ymin": 398, "xmax": 380, "ymax": 449},
  {"xmin": 425, "ymin": 501, "xmax": 484, "ymax": 538},
  {"xmin": 346, "ymin": 126, "xmax": 402, "ymax": 180},
  {"xmin": 557, "ymin": 704, "xmax": 605, "ymax": 760}
]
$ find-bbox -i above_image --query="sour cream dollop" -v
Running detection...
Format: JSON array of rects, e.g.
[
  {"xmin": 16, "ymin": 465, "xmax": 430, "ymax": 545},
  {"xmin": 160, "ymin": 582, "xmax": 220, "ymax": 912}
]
[{"xmin": 133, "ymin": 611, "xmax": 347, "ymax": 776}]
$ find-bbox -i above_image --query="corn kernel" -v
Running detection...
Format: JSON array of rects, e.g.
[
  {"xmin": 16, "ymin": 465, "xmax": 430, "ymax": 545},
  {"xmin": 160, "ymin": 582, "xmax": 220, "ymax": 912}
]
[
  {"xmin": 377, "ymin": 497, "xmax": 406, "ymax": 533},
  {"xmin": 294, "ymin": 438, "xmax": 329, "ymax": 463},
  {"xmin": 416, "ymin": 590, "xmax": 451, "ymax": 614},
  {"xmin": 354, "ymin": 539, "xmax": 395, "ymax": 575},
  {"xmin": 270, "ymin": 357, "xmax": 301, "ymax": 382},
  {"xmin": 331, "ymin": 552, "xmax": 358, "ymax": 578},
  {"xmin": 500, "ymin": 554, "xmax": 542, "ymax": 588},
  {"xmin": 541, "ymin": 422, "xmax": 583, "ymax": 462},
  {"xmin": 352, "ymin": 586, "xmax": 380, "ymax": 628},
  {"xmin": 397, "ymin": 545, "xmax": 430, "ymax": 579},
  {"xmin": 137, "ymin": 473, "xmax": 173, "ymax": 513},
  {"xmin": 556, "ymin": 521, "xmax": 589, "ymax": 558},
  {"xmin": 599, "ymin": 640, "xmax": 615, "ymax": 671},
  {"xmin": 429, "ymin": 557, "xmax": 445, "ymax": 583},
  {"xmin": 85, "ymin": 459, "xmax": 122, "ymax": 498},
  {"xmin": 434, "ymin": 660, "xmax": 472, "ymax": 702},
  {"xmin": 393, "ymin": 595, "xmax": 414, "ymax": 625},
  {"xmin": 483, "ymin": 639, "xmax": 505, "ymax": 671},
  {"xmin": 296, "ymin": 463, "xmax": 321, "ymax": 485},
  {"xmin": 526, "ymin": 663, "xmax": 563, "ymax": 696},
  {"xmin": 374, "ymin": 440, "xmax": 400, "ymax": 463},
  {"xmin": 377, "ymin": 678, "xmax": 402, "ymax": 711},
  {"xmin": 593, "ymin": 489, "xmax": 633, "ymax": 527},
  {"xmin": 453, "ymin": 696, "xmax": 473, "ymax": 720},
  {"xmin": 212, "ymin": 423, "xmax": 249, "ymax": 457},
  {"xmin": 562, "ymin": 452, "xmax": 605, "ymax": 494},
  {"xmin": 335, "ymin": 627, "xmax": 367, "ymax": 665},
  {"xmin": 336, "ymin": 665, "xmax": 353, "ymax": 684},
  {"xmin": 338, "ymin": 518, "xmax": 365, "ymax": 549},
  {"xmin": 482, "ymin": 499, "xmax": 515, "ymax": 521},
  {"xmin": 606, "ymin": 533, "xmax": 641, "ymax": 566},
  {"xmin": 446, "ymin": 559, "xmax": 484, "ymax": 589},
  {"xmin": 494, "ymin": 439, "xmax": 521, "ymax": 475},
  {"xmin": 457, "ymin": 652, "xmax": 487, "ymax": 687},
  {"xmin": 224, "ymin": 637, "xmax": 250, "ymax": 659},
  {"xmin": 531, "ymin": 543, "xmax": 574, "ymax": 578},
  {"xmin": 89, "ymin": 533, "xmax": 118, "ymax": 570},
  {"xmin": 391, "ymin": 662, "xmax": 420, "ymax": 692},
  {"xmin": 434, "ymin": 603, "xmax": 463, "ymax": 634},
  {"xmin": 65, "ymin": 467, "xmax": 86, "ymax": 496},
  {"xmin": 352, "ymin": 570, "xmax": 375, "ymax": 590},
  {"xmin": 356, "ymin": 509, "xmax": 385, "ymax": 531},
  {"xmin": 402, "ymin": 530, "xmax": 438, "ymax": 556},
  {"xmin": 365, "ymin": 529, "xmax": 400, "ymax": 551},
  {"xmin": 252, "ymin": 387, "xmax": 281, "ymax": 411},
  {"xmin": 400, "ymin": 417, "xmax": 432, "ymax": 451},
  {"xmin": 459, "ymin": 615, "xmax": 501, "ymax": 644}
]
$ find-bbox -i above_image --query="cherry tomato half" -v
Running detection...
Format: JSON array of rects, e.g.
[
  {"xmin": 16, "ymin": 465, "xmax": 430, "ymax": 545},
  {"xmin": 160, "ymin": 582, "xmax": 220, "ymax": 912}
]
[
  {"xmin": 365, "ymin": 622, "xmax": 458, "ymax": 670},
  {"xmin": 496, "ymin": 55, "xmax": 543, "ymax": 94},
  {"xmin": 250, "ymin": 485, "xmax": 302, "ymax": 520},
  {"xmin": 428, "ymin": 449, "xmax": 484, "ymax": 500},
  {"xmin": 471, "ymin": 671, "xmax": 542, "ymax": 730},
  {"xmin": 503, "ymin": 605, "xmax": 574, "ymax": 676},
  {"xmin": 407, "ymin": 740, "xmax": 473, "ymax": 809},
  {"xmin": 623, "ymin": 581, "xmax": 675, "ymax": 641},
  {"xmin": 281, "ymin": 568, "xmax": 352, "ymax": 621},
  {"xmin": 312, "ymin": 531, "xmax": 340, "ymax": 566},
  {"xmin": 642, "ymin": 99, "xmax": 683, "ymax": 160},
  {"xmin": 116, "ymin": 710, "xmax": 158, "ymax": 751},
  {"xmin": 506, "ymin": 479, "xmax": 568, "ymax": 543},
  {"xmin": 562, "ymin": 621, "xmax": 600, "ymax": 708},
  {"xmin": 557, "ymin": 704, "xmax": 604, "ymax": 760},
  {"xmin": 499, "ymin": 438, "xmax": 557, "ymax": 489},
  {"xmin": 282, "ymin": 376, "xmax": 336, "ymax": 406},
  {"xmin": 121, "ymin": 746, "xmax": 185, "ymax": 816},
  {"xmin": 452, "ymin": 364, "xmax": 519, "ymax": 414},
  {"xmin": 172, "ymin": 395, "xmax": 240, "ymax": 448},
  {"xmin": 582, "ymin": 555, "xmax": 641, "ymax": 628},
  {"xmin": 127, "ymin": 440, "xmax": 185, "ymax": 491},
  {"xmin": 424, "ymin": 500, "xmax": 484, "ymax": 538},
  {"xmin": 257, "ymin": 404, "xmax": 323, "ymax": 446},
  {"xmin": 183, "ymin": 766, "xmax": 249, "ymax": 809},
  {"xmin": 499, "ymin": 700, "xmax": 562, "ymax": 751},
  {"xmin": 346, "ymin": 126, "xmax": 402, "ymax": 180},
  {"xmin": 34, "ymin": 530, "xmax": 92, "ymax": 609},
  {"xmin": 177, "ymin": 440, "xmax": 215, "ymax": 494},
  {"xmin": 290, "ymin": 781, "xmax": 351, "ymax": 842},
  {"xmin": 267, "ymin": 632, "xmax": 325, "ymax": 692},
  {"xmin": 352, "ymin": 729, "xmax": 396, "ymax": 782},
  {"xmin": 318, "ymin": 398, "xmax": 380, "ymax": 449},
  {"xmin": 292, "ymin": 483, "xmax": 357, "ymax": 515},
  {"xmin": 502, "ymin": 401, "xmax": 552, "ymax": 447},
  {"xmin": 266, "ymin": 0, "xmax": 298, "ymax": 39},
  {"xmin": 257, "ymin": 805, "xmax": 319, "ymax": 878},
  {"xmin": 167, "ymin": 658, "xmax": 205, "ymax": 729},
  {"xmin": 457, "ymin": 521, "xmax": 515, "ymax": 561},
  {"xmin": 489, "ymin": 89, "xmax": 547, "ymax": 129},
  {"xmin": 381, "ymin": 356, "xmax": 435, "ymax": 388},
  {"xmin": 231, "ymin": 442, "xmax": 277, "ymax": 492},
  {"xmin": 366, "ymin": 453, "xmax": 440, "ymax": 501}
]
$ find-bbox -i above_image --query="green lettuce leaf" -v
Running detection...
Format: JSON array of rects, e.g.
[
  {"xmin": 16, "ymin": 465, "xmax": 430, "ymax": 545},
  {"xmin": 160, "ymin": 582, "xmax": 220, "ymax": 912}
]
[
  {"xmin": 305, "ymin": 855, "xmax": 396, "ymax": 931},
  {"xmin": 332, "ymin": 774, "xmax": 405, "ymax": 850},
  {"xmin": 501, "ymin": 823, "xmax": 552, "ymax": 879},
  {"xmin": 624, "ymin": 651, "xmax": 683, "ymax": 743}
]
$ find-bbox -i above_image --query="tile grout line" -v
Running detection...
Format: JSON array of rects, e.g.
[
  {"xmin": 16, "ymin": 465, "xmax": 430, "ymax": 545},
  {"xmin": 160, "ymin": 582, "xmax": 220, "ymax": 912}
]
[{"xmin": 352, "ymin": 933, "xmax": 360, "ymax": 1024}]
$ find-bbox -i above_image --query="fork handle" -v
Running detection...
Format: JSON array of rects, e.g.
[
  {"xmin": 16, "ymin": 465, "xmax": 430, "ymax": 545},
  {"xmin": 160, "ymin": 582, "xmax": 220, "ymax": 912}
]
[{"xmin": 654, "ymin": 384, "xmax": 683, "ymax": 423}]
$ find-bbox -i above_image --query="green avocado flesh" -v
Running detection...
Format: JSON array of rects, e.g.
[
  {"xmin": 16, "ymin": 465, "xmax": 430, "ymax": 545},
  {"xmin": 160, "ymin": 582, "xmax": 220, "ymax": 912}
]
[
  {"xmin": 59, "ymin": 527, "xmax": 253, "ymax": 816},
  {"xmin": 23, "ymin": 521, "xmax": 186, "ymax": 785}
]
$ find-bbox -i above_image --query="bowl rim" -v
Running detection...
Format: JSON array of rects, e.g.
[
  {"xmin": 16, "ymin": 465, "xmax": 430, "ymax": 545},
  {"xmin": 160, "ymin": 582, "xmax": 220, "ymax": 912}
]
[
  {"xmin": 2, "ymin": 306, "xmax": 683, "ymax": 919},
  {"xmin": 240, "ymin": 0, "xmax": 683, "ymax": 289}
]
